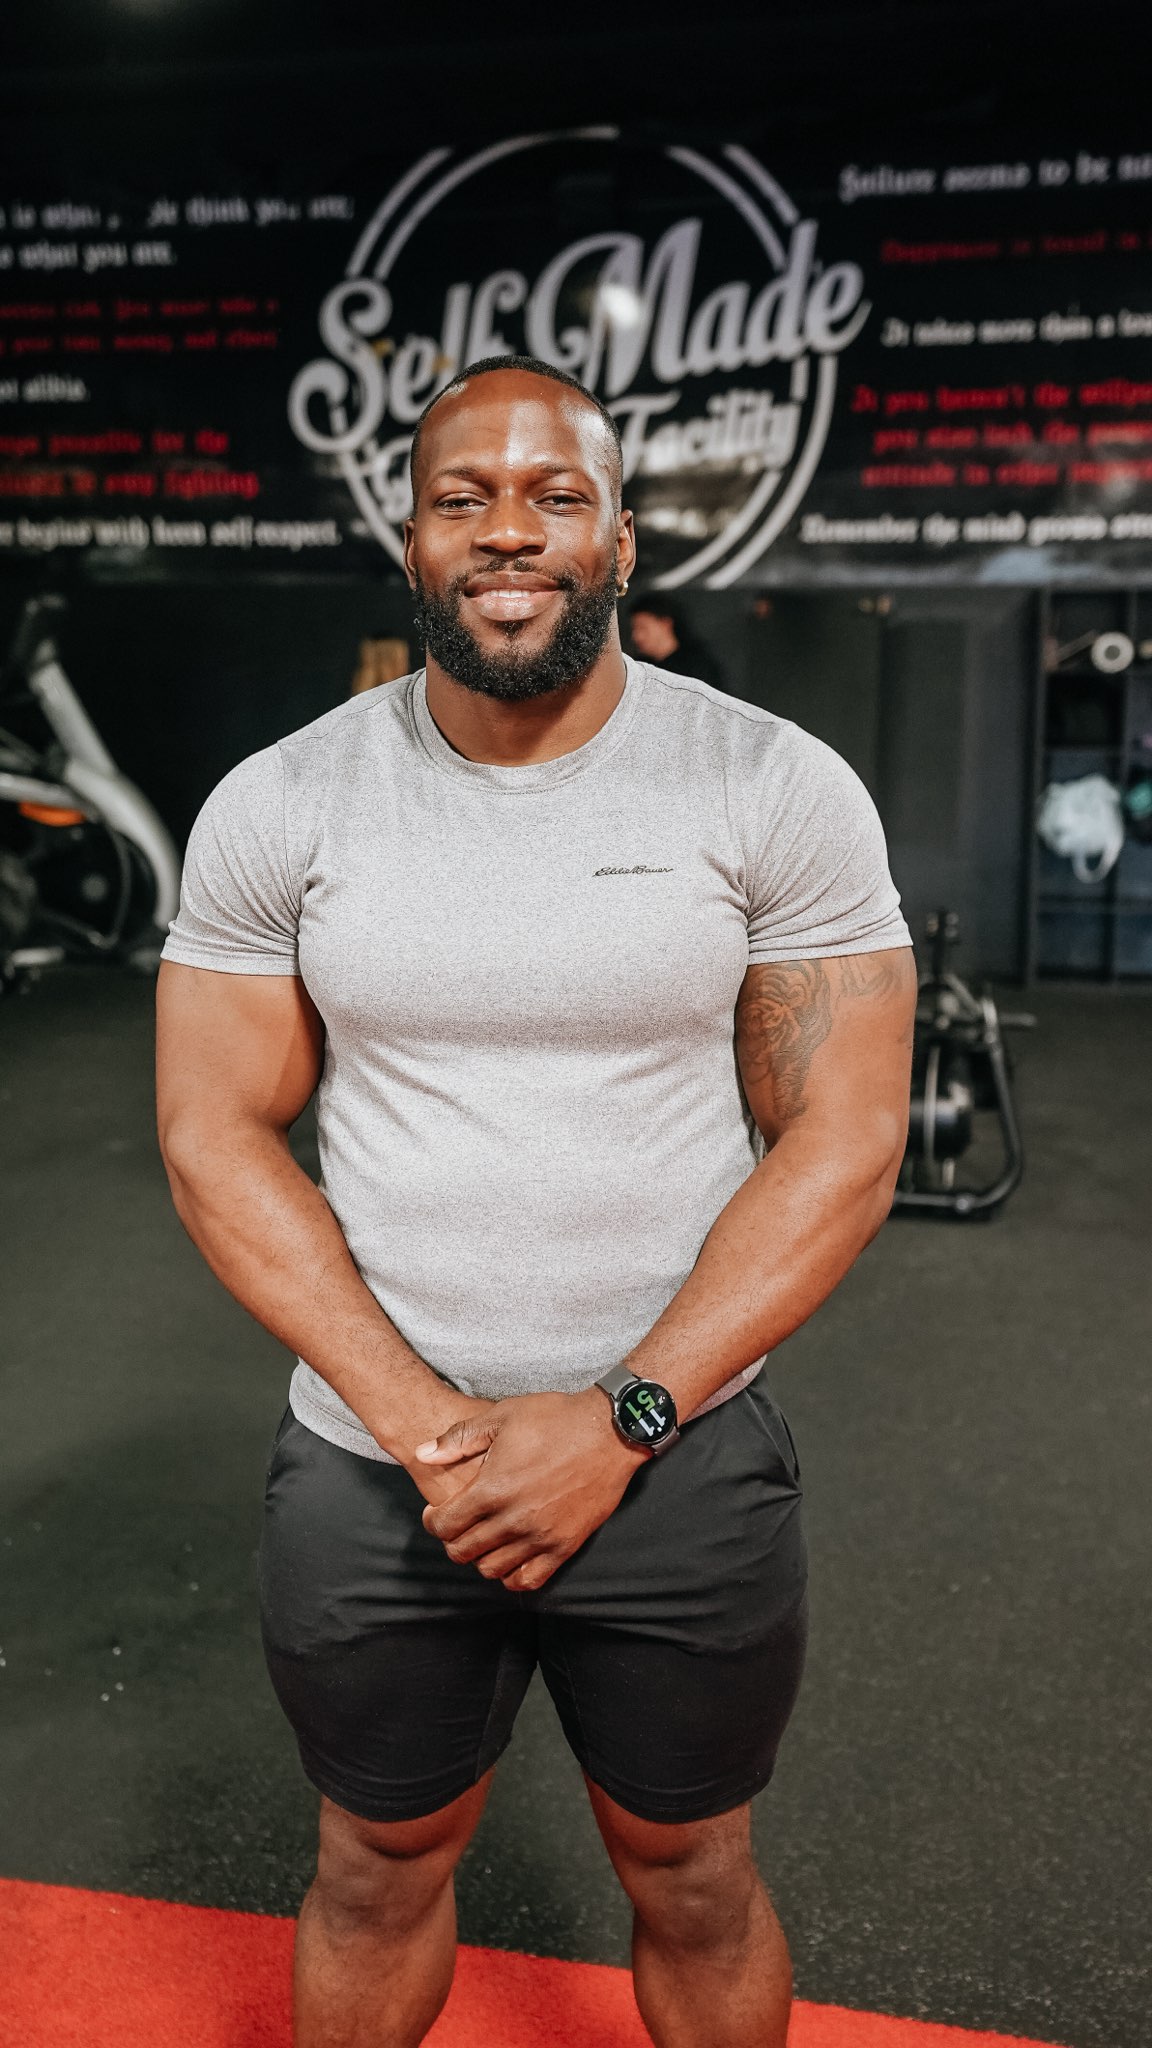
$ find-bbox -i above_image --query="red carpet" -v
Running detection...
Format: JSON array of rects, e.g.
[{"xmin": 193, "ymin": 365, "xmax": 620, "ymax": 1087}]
[{"xmin": 0, "ymin": 1877, "xmax": 1065, "ymax": 2048}]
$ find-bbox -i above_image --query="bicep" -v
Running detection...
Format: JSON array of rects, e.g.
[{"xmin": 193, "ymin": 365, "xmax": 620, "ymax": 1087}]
[
  {"xmin": 735, "ymin": 949, "xmax": 917, "ymax": 1151},
  {"xmin": 155, "ymin": 960, "xmax": 325, "ymax": 1150}
]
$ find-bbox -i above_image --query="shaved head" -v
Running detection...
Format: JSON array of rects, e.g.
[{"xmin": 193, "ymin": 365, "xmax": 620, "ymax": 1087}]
[{"xmin": 410, "ymin": 354, "xmax": 623, "ymax": 507}]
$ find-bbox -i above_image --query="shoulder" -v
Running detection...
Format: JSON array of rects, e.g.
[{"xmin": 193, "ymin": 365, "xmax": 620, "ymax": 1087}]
[
  {"xmin": 638, "ymin": 662, "xmax": 785, "ymax": 742},
  {"xmin": 638, "ymin": 663, "xmax": 857, "ymax": 788},
  {"xmin": 191, "ymin": 680, "xmax": 413, "ymax": 838},
  {"xmin": 274, "ymin": 675, "xmax": 413, "ymax": 765},
  {"xmin": 189, "ymin": 740, "xmax": 285, "ymax": 835},
  {"xmin": 264, "ymin": 676, "xmax": 415, "ymax": 821}
]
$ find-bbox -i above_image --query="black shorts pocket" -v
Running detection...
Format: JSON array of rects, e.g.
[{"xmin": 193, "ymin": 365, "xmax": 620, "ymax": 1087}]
[
  {"xmin": 776, "ymin": 1407, "xmax": 802, "ymax": 1486},
  {"xmin": 264, "ymin": 1406, "xmax": 297, "ymax": 1487},
  {"xmin": 741, "ymin": 1384, "xmax": 802, "ymax": 1488}
]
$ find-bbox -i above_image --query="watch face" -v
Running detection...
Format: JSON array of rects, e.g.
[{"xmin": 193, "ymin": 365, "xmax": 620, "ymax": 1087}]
[{"xmin": 616, "ymin": 1381, "xmax": 677, "ymax": 1448}]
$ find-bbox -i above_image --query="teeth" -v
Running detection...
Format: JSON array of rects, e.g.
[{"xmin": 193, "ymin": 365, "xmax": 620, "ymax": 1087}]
[{"xmin": 467, "ymin": 587, "xmax": 558, "ymax": 620}]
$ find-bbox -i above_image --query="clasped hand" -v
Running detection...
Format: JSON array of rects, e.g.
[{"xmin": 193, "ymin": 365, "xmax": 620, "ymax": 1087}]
[{"xmin": 411, "ymin": 1389, "xmax": 647, "ymax": 1593}]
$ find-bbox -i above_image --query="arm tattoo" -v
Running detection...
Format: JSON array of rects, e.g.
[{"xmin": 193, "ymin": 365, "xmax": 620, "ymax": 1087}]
[
  {"xmin": 840, "ymin": 950, "xmax": 919, "ymax": 1047},
  {"xmin": 838, "ymin": 953, "xmax": 905, "ymax": 1000},
  {"xmin": 735, "ymin": 961, "xmax": 834, "ymax": 1121}
]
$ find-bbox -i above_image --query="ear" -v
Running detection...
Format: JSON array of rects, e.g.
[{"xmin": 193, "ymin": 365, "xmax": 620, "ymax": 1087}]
[
  {"xmin": 616, "ymin": 507, "xmax": 637, "ymax": 590},
  {"xmin": 402, "ymin": 517, "xmax": 418, "ymax": 591}
]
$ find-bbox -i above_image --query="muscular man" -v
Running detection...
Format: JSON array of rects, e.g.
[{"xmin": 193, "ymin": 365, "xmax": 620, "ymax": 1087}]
[{"xmin": 156, "ymin": 355, "xmax": 915, "ymax": 2048}]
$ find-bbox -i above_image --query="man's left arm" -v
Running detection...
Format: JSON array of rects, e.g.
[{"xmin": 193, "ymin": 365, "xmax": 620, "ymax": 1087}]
[{"xmin": 420, "ymin": 946, "xmax": 917, "ymax": 1589}]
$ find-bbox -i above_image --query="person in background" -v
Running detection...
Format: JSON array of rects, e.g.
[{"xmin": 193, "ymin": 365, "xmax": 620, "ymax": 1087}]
[
  {"xmin": 628, "ymin": 594, "xmax": 725, "ymax": 690},
  {"xmin": 351, "ymin": 637, "xmax": 412, "ymax": 696}
]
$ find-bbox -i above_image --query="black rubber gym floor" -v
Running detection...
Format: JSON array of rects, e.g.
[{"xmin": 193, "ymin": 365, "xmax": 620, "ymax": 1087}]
[{"xmin": 1, "ymin": 966, "xmax": 1148, "ymax": 2046}]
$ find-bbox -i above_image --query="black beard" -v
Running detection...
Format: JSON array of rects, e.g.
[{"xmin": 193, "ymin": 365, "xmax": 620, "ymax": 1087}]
[{"xmin": 411, "ymin": 560, "xmax": 619, "ymax": 702}]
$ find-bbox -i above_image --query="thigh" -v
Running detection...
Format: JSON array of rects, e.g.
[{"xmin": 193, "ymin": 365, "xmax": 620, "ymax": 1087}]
[
  {"xmin": 258, "ymin": 1412, "xmax": 537, "ymax": 1822},
  {"xmin": 534, "ymin": 1381, "xmax": 809, "ymax": 1824},
  {"xmin": 539, "ymin": 1596, "xmax": 807, "ymax": 1825}
]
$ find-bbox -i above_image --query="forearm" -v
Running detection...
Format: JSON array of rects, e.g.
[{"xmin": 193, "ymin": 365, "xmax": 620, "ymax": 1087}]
[
  {"xmin": 161, "ymin": 1123, "xmax": 472, "ymax": 1460},
  {"xmin": 619, "ymin": 1120, "xmax": 903, "ymax": 1418}
]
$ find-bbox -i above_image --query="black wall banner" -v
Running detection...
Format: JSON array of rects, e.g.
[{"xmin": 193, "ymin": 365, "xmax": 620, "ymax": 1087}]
[{"xmin": 2, "ymin": 126, "xmax": 1152, "ymax": 585}]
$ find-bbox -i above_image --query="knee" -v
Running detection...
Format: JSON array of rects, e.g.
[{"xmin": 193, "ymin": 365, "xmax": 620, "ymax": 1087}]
[
  {"xmin": 611, "ymin": 1828, "xmax": 760, "ymax": 1956},
  {"xmin": 586, "ymin": 1794, "xmax": 758, "ymax": 1949},
  {"xmin": 310, "ymin": 1794, "xmax": 474, "ymax": 1940}
]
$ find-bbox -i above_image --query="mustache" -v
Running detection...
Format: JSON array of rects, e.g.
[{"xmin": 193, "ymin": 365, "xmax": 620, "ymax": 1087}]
[{"xmin": 444, "ymin": 560, "xmax": 581, "ymax": 598}]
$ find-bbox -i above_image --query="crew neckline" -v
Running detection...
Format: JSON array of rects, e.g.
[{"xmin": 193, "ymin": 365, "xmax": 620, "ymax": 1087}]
[{"xmin": 409, "ymin": 655, "xmax": 647, "ymax": 792}]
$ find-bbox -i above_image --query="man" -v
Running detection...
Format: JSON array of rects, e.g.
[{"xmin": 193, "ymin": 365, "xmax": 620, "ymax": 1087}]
[
  {"xmin": 628, "ymin": 594, "xmax": 725, "ymax": 690},
  {"xmin": 156, "ymin": 355, "xmax": 915, "ymax": 2048}
]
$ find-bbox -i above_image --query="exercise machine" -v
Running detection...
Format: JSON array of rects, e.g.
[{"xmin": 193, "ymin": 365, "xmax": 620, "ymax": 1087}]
[
  {"xmin": 893, "ymin": 910, "xmax": 1032, "ymax": 1219},
  {"xmin": 0, "ymin": 595, "xmax": 181, "ymax": 996}
]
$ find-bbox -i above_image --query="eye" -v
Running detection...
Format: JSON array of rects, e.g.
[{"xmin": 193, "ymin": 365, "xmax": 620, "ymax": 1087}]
[
  {"xmin": 437, "ymin": 494, "xmax": 483, "ymax": 511},
  {"xmin": 541, "ymin": 492, "xmax": 582, "ymax": 508}
]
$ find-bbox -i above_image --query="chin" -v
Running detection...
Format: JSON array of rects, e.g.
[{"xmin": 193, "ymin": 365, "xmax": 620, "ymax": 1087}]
[{"xmin": 482, "ymin": 619, "xmax": 547, "ymax": 655}]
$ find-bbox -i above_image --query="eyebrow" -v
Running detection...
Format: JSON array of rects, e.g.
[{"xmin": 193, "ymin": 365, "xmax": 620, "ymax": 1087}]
[{"xmin": 430, "ymin": 462, "xmax": 595, "ymax": 486}]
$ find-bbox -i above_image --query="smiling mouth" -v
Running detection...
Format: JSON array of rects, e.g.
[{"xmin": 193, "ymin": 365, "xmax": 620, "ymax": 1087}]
[{"xmin": 462, "ymin": 579, "xmax": 564, "ymax": 624}]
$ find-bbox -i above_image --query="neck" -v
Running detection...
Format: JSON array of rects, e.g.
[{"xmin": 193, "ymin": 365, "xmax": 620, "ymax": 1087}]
[{"xmin": 423, "ymin": 632, "xmax": 628, "ymax": 765}]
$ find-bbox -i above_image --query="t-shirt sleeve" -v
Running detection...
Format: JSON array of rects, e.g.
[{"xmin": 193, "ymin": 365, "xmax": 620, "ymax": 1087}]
[
  {"xmin": 745, "ymin": 725, "xmax": 912, "ymax": 963},
  {"xmin": 160, "ymin": 744, "xmax": 301, "ymax": 975}
]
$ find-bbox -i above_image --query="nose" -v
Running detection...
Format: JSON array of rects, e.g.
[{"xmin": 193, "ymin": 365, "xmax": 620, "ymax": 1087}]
[{"xmin": 472, "ymin": 488, "xmax": 547, "ymax": 557}]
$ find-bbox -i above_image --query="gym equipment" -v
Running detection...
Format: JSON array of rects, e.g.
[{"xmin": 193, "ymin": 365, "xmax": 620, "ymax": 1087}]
[
  {"xmin": 0, "ymin": 595, "xmax": 181, "ymax": 996},
  {"xmin": 893, "ymin": 910, "xmax": 1032, "ymax": 1219},
  {"xmin": 1046, "ymin": 628, "xmax": 1135, "ymax": 674},
  {"xmin": 1036, "ymin": 773, "xmax": 1125, "ymax": 882}
]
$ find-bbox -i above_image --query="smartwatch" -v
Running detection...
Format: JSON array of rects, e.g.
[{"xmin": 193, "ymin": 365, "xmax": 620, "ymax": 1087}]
[{"xmin": 595, "ymin": 1362, "xmax": 680, "ymax": 1455}]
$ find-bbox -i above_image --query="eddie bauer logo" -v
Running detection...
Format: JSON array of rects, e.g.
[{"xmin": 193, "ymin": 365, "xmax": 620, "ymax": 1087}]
[
  {"xmin": 287, "ymin": 130, "xmax": 870, "ymax": 590},
  {"xmin": 594, "ymin": 865, "xmax": 674, "ymax": 876}
]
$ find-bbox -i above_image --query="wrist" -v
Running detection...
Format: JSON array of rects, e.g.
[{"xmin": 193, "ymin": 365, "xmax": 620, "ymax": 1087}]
[
  {"xmin": 385, "ymin": 1393, "xmax": 494, "ymax": 1468},
  {"xmin": 573, "ymin": 1384, "xmax": 654, "ymax": 1468}
]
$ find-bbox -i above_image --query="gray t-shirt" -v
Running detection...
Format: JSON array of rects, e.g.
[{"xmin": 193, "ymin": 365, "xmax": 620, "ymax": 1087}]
[{"xmin": 162, "ymin": 658, "xmax": 911, "ymax": 1461}]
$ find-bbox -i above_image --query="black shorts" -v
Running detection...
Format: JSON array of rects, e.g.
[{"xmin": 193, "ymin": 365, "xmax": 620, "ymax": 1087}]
[{"xmin": 258, "ymin": 1378, "xmax": 808, "ymax": 1827}]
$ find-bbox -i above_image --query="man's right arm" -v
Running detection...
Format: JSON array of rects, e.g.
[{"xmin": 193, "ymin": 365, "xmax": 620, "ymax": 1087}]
[{"xmin": 154, "ymin": 961, "xmax": 487, "ymax": 1493}]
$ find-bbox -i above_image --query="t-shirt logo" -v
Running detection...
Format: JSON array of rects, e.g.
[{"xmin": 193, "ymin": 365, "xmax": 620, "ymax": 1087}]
[{"xmin": 593, "ymin": 864, "xmax": 675, "ymax": 876}]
